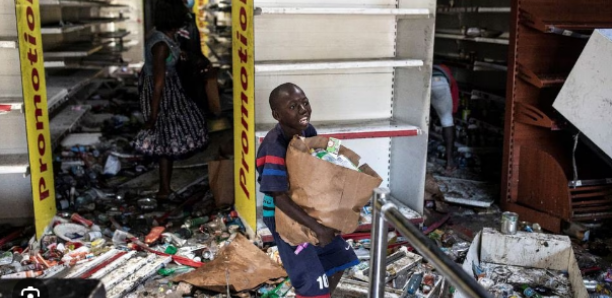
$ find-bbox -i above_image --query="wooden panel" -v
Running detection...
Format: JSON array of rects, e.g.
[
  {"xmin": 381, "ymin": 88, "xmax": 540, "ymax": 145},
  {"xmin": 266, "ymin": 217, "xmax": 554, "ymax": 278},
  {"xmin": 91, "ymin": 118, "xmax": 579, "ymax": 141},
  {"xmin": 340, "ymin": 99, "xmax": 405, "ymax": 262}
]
[
  {"xmin": 255, "ymin": 70, "xmax": 393, "ymax": 123},
  {"xmin": 517, "ymin": 146, "xmax": 571, "ymax": 218}
]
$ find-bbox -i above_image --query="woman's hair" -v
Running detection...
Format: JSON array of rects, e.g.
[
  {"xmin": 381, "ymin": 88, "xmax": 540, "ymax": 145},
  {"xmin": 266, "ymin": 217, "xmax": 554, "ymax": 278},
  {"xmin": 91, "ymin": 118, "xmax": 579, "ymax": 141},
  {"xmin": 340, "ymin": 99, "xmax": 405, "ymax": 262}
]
[{"xmin": 154, "ymin": 0, "xmax": 189, "ymax": 31}]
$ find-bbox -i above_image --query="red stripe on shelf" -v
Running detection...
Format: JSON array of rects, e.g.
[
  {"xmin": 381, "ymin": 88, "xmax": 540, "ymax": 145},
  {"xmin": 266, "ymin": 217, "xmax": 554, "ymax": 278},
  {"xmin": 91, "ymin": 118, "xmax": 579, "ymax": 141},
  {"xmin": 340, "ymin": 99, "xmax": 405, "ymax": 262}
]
[
  {"xmin": 0, "ymin": 105, "xmax": 12, "ymax": 112},
  {"xmin": 318, "ymin": 129, "xmax": 419, "ymax": 139}
]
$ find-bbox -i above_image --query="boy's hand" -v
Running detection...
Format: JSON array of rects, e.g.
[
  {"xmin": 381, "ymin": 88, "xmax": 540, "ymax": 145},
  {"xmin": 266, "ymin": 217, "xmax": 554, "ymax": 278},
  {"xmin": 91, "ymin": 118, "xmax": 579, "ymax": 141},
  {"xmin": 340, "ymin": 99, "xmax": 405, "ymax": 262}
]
[{"xmin": 314, "ymin": 224, "xmax": 337, "ymax": 247}]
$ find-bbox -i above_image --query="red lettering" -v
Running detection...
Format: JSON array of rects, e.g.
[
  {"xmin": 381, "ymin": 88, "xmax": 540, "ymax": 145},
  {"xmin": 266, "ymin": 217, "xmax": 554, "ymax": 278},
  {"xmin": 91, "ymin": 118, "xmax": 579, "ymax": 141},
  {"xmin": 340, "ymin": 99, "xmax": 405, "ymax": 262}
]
[
  {"xmin": 27, "ymin": 48, "xmax": 37, "ymax": 66},
  {"xmin": 236, "ymin": 31, "xmax": 247, "ymax": 47},
  {"xmin": 39, "ymin": 158, "xmax": 47, "ymax": 173},
  {"xmin": 238, "ymin": 47, "xmax": 248, "ymax": 64},
  {"xmin": 239, "ymin": 7, "xmax": 247, "ymax": 31},
  {"xmin": 34, "ymin": 95, "xmax": 43, "ymax": 130},
  {"xmin": 37, "ymin": 133, "xmax": 45, "ymax": 155},
  {"xmin": 239, "ymin": 168, "xmax": 250, "ymax": 199},
  {"xmin": 26, "ymin": 6, "xmax": 35, "ymax": 31},
  {"xmin": 31, "ymin": 68, "xmax": 40, "ymax": 91},
  {"xmin": 241, "ymin": 131, "xmax": 249, "ymax": 155},
  {"xmin": 38, "ymin": 177, "xmax": 49, "ymax": 201},
  {"xmin": 240, "ymin": 67, "xmax": 248, "ymax": 90}
]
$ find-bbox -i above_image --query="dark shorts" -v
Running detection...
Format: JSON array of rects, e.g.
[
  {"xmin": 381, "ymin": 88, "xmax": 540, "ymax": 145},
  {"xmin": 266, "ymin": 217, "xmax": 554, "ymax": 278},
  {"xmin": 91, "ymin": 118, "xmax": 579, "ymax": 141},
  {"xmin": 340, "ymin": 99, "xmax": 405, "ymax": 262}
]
[{"xmin": 264, "ymin": 216, "xmax": 359, "ymax": 298}]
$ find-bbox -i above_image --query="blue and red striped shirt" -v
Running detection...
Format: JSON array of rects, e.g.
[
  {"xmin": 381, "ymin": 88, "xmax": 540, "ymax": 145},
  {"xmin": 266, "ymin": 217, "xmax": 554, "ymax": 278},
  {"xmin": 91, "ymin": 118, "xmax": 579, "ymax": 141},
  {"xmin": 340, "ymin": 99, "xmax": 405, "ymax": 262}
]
[{"xmin": 257, "ymin": 123, "xmax": 317, "ymax": 217}]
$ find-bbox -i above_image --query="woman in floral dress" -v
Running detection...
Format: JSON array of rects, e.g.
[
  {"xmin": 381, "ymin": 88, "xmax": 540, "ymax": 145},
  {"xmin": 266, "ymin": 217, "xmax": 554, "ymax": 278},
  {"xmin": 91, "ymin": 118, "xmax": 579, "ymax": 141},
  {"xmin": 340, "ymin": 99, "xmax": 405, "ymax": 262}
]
[{"xmin": 134, "ymin": 0, "xmax": 209, "ymax": 200}]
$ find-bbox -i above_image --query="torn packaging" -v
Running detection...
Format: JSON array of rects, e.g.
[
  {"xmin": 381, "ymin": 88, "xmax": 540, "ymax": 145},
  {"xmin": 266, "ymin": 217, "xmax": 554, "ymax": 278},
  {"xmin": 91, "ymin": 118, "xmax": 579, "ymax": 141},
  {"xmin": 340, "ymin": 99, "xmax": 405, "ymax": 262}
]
[
  {"xmin": 275, "ymin": 136, "xmax": 383, "ymax": 246},
  {"xmin": 173, "ymin": 234, "xmax": 287, "ymax": 292}
]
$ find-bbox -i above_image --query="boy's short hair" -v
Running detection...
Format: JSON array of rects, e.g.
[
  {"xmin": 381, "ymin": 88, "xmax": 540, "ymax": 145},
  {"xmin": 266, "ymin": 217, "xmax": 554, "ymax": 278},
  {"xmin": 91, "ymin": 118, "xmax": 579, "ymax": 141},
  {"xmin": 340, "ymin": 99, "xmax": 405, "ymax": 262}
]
[
  {"xmin": 269, "ymin": 82, "xmax": 302, "ymax": 109},
  {"xmin": 154, "ymin": 0, "xmax": 189, "ymax": 31}
]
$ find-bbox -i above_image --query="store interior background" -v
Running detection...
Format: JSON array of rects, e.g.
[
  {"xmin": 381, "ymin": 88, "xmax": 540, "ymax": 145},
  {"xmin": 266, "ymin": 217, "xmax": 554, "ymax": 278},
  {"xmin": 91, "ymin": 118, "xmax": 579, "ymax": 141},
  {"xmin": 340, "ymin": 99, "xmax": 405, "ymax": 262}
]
[{"xmin": 0, "ymin": 0, "xmax": 612, "ymax": 269}]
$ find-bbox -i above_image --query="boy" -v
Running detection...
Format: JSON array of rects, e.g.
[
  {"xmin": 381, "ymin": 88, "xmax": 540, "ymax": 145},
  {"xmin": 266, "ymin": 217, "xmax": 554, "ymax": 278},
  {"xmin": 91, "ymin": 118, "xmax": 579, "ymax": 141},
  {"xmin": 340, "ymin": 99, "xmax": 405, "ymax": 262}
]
[{"xmin": 257, "ymin": 83, "xmax": 359, "ymax": 298}]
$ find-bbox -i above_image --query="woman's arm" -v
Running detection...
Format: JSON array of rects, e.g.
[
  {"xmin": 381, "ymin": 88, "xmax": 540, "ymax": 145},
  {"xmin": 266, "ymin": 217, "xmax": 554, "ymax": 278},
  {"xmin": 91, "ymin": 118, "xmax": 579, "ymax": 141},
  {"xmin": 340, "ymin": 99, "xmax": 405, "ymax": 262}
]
[{"xmin": 146, "ymin": 42, "xmax": 170, "ymax": 129}]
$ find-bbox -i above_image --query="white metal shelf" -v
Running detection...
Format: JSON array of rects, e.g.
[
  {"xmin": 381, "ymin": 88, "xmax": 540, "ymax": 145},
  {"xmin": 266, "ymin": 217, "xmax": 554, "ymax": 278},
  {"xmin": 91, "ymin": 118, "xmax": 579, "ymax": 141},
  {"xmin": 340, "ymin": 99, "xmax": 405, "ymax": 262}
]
[
  {"xmin": 0, "ymin": 154, "xmax": 29, "ymax": 175},
  {"xmin": 256, "ymin": 118, "xmax": 421, "ymax": 142},
  {"xmin": 255, "ymin": 58, "xmax": 423, "ymax": 73},
  {"xmin": 46, "ymin": 68, "xmax": 105, "ymax": 112},
  {"xmin": 0, "ymin": 36, "xmax": 18, "ymax": 49},
  {"xmin": 435, "ymin": 33, "xmax": 509, "ymax": 45},
  {"xmin": 40, "ymin": 0, "xmax": 129, "ymax": 8},
  {"xmin": 437, "ymin": 7, "xmax": 511, "ymax": 14},
  {"xmin": 44, "ymin": 44, "xmax": 104, "ymax": 58},
  {"xmin": 50, "ymin": 105, "xmax": 91, "ymax": 149},
  {"xmin": 41, "ymin": 18, "xmax": 128, "ymax": 35},
  {"xmin": 255, "ymin": 7, "xmax": 430, "ymax": 17},
  {"xmin": 0, "ymin": 97, "xmax": 24, "ymax": 112}
]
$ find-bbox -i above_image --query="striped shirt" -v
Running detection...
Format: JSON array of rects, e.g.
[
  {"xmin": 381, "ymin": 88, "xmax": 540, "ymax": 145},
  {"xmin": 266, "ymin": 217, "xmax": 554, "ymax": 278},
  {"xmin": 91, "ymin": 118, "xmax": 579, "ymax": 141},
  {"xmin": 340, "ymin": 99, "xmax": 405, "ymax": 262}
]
[{"xmin": 257, "ymin": 123, "xmax": 317, "ymax": 217}]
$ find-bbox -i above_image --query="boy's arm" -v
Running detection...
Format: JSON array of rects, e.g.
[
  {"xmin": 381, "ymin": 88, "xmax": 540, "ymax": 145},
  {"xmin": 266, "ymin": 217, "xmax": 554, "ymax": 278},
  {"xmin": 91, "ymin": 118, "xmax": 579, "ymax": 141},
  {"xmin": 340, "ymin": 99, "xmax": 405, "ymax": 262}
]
[{"xmin": 272, "ymin": 191, "xmax": 337, "ymax": 246}]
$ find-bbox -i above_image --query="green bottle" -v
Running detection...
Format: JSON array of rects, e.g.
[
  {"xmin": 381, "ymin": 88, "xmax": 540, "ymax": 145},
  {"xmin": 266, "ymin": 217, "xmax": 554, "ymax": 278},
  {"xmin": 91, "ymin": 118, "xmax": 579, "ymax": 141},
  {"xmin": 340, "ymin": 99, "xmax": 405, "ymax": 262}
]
[
  {"xmin": 521, "ymin": 285, "xmax": 542, "ymax": 298},
  {"xmin": 263, "ymin": 279, "xmax": 292, "ymax": 298}
]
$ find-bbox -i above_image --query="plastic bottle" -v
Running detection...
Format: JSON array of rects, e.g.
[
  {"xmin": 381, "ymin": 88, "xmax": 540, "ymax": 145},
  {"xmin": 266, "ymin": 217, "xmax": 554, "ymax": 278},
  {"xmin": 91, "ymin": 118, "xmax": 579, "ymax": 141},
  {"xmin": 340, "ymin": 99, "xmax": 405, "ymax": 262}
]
[
  {"xmin": 521, "ymin": 285, "xmax": 543, "ymax": 298},
  {"xmin": 405, "ymin": 272, "xmax": 423, "ymax": 295},
  {"xmin": 263, "ymin": 279, "xmax": 292, "ymax": 298},
  {"xmin": 184, "ymin": 216, "xmax": 209, "ymax": 228}
]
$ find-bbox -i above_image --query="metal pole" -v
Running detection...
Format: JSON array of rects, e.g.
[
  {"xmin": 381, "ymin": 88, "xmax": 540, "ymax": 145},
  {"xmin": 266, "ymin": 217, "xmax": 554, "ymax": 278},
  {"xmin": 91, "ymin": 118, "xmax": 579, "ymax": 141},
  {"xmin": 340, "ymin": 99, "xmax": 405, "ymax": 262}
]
[
  {"xmin": 383, "ymin": 204, "xmax": 491, "ymax": 298},
  {"xmin": 368, "ymin": 188, "xmax": 390, "ymax": 298}
]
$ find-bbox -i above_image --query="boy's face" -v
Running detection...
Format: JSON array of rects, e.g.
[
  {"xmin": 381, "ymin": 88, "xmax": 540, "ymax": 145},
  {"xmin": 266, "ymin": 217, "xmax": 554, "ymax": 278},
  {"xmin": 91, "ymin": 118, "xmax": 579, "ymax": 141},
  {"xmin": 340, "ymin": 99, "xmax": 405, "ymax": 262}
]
[{"xmin": 272, "ymin": 87, "xmax": 312, "ymax": 131}]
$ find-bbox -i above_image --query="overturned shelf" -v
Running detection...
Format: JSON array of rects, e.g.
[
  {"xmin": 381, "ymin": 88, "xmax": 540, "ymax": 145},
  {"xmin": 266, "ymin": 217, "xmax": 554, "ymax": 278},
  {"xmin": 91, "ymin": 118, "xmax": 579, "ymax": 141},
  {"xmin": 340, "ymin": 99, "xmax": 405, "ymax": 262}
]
[
  {"xmin": 437, "ymin": 7, "xmax": 511, "ymax": 14},
  {"xmin": 256, "ymin": 118, "xmax": 421, "ymax": 142},
  {"xmin": 0, "ymin": 97, "xmax": 24, "ymax": 112},
  {"xmin": 50, "ymin": 105, "xmax": 92, "ymax": 149},
  {"xmin": 514, "ymin": 102, "xmax": 561, "ymax": 130},
  {"xmin": 518, "ymin": 64, "xmax": 567, "ymax": 88},
  {"xmin": 435, "ymin": 33, "xmax": 509, "ymax": 45},
  {"xmin": 255, "ymin": 58, "xmax": 423, "ymax": 73},
  {"xmin": 0, "ymin": 154, "xmax": 29, "ymax": 175},
  {"xmin": 519, "ymin": 9, "xmax": 612, "ymax": 38},
  {"xmin": 0, "ymin": 36, "xmax": 18, "ymax": 49},
  {"xmin": 255, "ymin": 7, "xmax": 430, "ymax": 17}
]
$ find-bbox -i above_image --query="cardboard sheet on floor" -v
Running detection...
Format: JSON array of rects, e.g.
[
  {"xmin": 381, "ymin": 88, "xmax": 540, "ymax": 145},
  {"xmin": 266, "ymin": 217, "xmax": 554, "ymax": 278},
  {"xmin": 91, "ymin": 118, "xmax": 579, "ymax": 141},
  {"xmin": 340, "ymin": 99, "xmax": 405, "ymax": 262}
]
[
  {"xmin": 173, "ymin": 234, "xmax": 286, "ymax": 292},
  {"xmin": 433, "ymin": 176, "xmax": 496, "ymax": 208}
]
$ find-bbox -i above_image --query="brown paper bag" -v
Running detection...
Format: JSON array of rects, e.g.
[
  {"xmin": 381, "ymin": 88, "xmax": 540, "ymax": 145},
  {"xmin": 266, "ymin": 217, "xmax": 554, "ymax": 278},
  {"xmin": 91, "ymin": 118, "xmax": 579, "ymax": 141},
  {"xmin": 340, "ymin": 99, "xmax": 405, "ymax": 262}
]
[
  {"xmin": 275, "ymin": 136, "xmax": 383, "ymax": 246},
  {"xmin": 208, "ymin": 159, "xmax": 235, "ymax": 208}
]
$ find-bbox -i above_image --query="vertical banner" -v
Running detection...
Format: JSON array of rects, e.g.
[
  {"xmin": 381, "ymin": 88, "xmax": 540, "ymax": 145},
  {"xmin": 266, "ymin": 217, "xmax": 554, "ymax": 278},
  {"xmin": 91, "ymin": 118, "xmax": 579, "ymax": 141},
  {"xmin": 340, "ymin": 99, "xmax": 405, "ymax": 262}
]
[
  {"xmin": 15, "ymin": 0, "xmax": 56, "ymax": 238},
  {"xmin": 232, "ymin": 0, "xmax": 256, "ymax": 231}
]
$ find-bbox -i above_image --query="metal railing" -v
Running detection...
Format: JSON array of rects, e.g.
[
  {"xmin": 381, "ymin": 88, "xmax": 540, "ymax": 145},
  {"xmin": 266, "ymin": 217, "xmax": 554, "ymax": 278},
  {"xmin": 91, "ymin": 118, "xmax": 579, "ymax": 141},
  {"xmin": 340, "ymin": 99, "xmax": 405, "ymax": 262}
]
[{"xmin": 367, "ymin": 188, "xmax": 492, "ymax": 298}]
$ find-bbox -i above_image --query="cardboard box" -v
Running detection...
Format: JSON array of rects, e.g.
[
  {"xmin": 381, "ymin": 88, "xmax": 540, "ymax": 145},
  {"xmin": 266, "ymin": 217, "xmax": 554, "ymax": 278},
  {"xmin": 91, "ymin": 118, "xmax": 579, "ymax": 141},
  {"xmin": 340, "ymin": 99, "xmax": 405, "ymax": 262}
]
[{"xmin": 456, "ymin": 228, "xmax": 587, "ymax": 298}]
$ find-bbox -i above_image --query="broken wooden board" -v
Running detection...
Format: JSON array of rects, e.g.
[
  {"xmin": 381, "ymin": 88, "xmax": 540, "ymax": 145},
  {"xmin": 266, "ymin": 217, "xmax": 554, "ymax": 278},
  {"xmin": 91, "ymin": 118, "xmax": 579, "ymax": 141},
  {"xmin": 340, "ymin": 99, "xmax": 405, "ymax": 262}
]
[{"xmin": 433, "ymin": 176, "xmax": 497, "ymax": 208}]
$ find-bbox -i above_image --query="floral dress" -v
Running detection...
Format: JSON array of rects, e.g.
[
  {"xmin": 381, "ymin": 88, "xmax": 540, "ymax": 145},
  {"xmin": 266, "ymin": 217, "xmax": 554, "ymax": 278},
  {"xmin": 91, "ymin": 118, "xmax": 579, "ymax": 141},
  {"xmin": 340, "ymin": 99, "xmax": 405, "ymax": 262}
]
[{"xmin": 133, "ymin": 30, "xmax": 209, "ymax": 157}]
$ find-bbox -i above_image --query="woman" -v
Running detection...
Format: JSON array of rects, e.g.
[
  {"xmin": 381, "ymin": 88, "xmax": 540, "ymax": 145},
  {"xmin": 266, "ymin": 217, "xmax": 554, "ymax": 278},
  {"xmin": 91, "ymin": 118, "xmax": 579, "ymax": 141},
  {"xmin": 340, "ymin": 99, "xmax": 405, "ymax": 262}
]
[{"xmin": 134, "ymin": 0, "xmax": 209, "ymax": 200}]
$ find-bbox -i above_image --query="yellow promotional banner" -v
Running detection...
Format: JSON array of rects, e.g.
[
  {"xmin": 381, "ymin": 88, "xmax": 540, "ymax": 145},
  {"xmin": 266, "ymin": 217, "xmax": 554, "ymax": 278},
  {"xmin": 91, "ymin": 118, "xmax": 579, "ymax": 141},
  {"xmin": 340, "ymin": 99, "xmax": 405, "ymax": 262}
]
[
  {"xmin": 15, "ymin": 0, "xmax": 56, "ymax": 238},
  {"xmin": 232, "ymin": 0, "xmax": 256, "ymax": 231}
]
